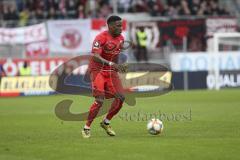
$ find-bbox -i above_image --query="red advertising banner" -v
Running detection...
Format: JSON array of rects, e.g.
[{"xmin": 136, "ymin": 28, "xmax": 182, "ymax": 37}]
[
  {"xmin": 0, "ymin": 57, "xmax": 67, "ymax": 76},
  {"xmin": 159, "ymin": 19, "xmax": 206, "ymax": 51},
  {"xmin": 0, "ymin": 56, "xmax": 91, "ymax": 76},
  {"xmin": 25, "ymin": 41, "xmax": 49, "ymax": 58}
]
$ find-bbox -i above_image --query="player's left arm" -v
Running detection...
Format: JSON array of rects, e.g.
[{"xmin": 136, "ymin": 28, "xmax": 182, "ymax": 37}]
[
  {"xmin": 92, "ymin": 54, "xmax": 112, "ymax": 66},
  {"xmin": 93, "ymin": 54, "xmax": 126, "ymax": 72}
]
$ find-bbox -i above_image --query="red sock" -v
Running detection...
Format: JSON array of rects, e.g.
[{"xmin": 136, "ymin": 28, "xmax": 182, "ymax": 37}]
[
  {"xmin": 86, "ymin": 101, "xmax": 102, "ymax": 127},
  {"xmin": 106, "ymin": 98, "xmax": 123, "ymax": 120}
]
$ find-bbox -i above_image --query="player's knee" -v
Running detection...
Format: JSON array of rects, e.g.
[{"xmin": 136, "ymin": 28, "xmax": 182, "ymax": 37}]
[
  {"xmin": 95, "ymin": 96, "xmax": 104, "ymax": 105},
  {"xmin": 117, "ymin": 94, "xmax": 125, "ymax": 102}
]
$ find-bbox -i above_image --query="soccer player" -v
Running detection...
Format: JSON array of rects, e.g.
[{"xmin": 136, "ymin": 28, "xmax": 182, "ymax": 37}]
[{"xmin": 82, "ymin": 15, "xmax": 127, "ymax": 138}]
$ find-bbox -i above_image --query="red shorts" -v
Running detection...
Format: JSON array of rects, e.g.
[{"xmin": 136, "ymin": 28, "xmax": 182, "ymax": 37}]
[{"xmin": 90, "ymin": 70, "xmax": 124, "ymax": 99}]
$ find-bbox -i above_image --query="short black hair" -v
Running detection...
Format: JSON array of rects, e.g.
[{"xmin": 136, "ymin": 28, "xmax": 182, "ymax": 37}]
[{"xmin": 107, "ymin": 15, "xmax": 122, "ymax": 25}]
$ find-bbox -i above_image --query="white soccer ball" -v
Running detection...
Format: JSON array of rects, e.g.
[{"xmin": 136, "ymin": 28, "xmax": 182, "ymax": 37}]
[{"xmin": 147, "ymin": 118, "xmax": 164, "ymax": 135}]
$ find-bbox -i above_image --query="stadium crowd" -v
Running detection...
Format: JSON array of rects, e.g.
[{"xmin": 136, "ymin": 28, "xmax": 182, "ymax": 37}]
[
  {"xmin": 118, "ymin": 0, "xmax": 230, "ymax": 16},
  {"xmin": 0, "ymin": 0, "xmax": 230, "ymax": 27}
]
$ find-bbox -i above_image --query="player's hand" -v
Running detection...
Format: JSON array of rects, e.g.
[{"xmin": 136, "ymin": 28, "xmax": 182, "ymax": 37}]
[
  {"xmin": 112, "ymin": 63, "xmax": 122, "ymax": 72},
  {"xmin": 120, "ymin": 63, "xmax": 128, "ymax": 73},
  {"xmin": 110, "ymin": 62, "xmax": 128, "ymax": 73},
  {"xmin": 116, "ymin": 63, "xmax": 128, "ymax": 73}
]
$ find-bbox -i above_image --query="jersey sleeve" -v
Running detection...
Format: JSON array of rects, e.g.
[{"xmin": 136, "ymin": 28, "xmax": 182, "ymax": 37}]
[{"xmin": 91, "ymin": 34, "xmax": 106, "ymax": 55}]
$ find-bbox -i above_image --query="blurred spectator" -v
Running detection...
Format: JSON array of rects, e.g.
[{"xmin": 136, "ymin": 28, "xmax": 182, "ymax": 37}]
[
  {"xmin": 58, "ymin": 0, "xmax": 67, "ymax": 19},
  {"xmin": 198, "ymin": 0, "xmax": 208, "ymax": 15},
  {"xmin": 98, "ymin": 0, "xmax": 110, "ymax": 7},
  {"xmin": 35, "ymin": 8, "xmax": 45, "ymax": 20},
  {"xmin": 77, "ymin": 5, "xmax": 86, "ymax": 18},
  {"xmin": 132, "ymin": 0, "xmax": 148, "ymax": 12},
  {"xmin": 25, "ymin": 0, "xmax": 35, "ymax": 11},
  {"xmin": 66, "ymin": 0, "xmax": 77, "ymax": 19},
  {"xmin": 117, "ymin": 0, "xmax": 132, "ymax": 13},
  {"xmin": 135, "ymin": 27, "xmax": 148, "ymax": 62},
  {"xmin": 46, "ymin": 0, "xmax": 60, "ymax": 10},
  {"xmin": 0, "ymin": 4, "xmax": 2, "ymax": 21},
  {"xmin": 179, "ymin": 0, "xmax": 191, "ymax": 15},
  {"xmin": 198, "ymin": 0, "xmax": 229, "ymax": 16},
  {"xmin": 47, "ymin": 7, "xmax": 58, "ymax": 19},
  {"xmin": 2, "ymin": 4, "xmax": 10, "ymax": 20},
  {"xmin": 164, "ymin": 4, "xmax": 179, "ymax": 16},
  {"xmin": 148, "ymin": 0, "xmax": 165, "ymax": 16},
  {"xmin": 167, "ymin": 0, "xmax": 181, "ymax": 9},
  {"xmin": 189, "ymin": 0, "xmax": 201, "ymax": 15},
  {"xmin": 98, "ymin": 3, "xmax": 113, "ymax": 18},
  {"xmin": 19, "ymin": 8, "xmax": 30, "ymax": 26},
  {"xmin": 19, "ymin": 61, "xmax": 31, "ymax": 76},
  {"xmin": 16, "ymin": 0, "xmax": 24, "ymax": 12},
  {"xmin": 4, "ymin": 4, "xmax": 19, "ymax": 27},
  {"xmin": 8, "ymin": 4, "xmax": 19, "ymax": 20}
]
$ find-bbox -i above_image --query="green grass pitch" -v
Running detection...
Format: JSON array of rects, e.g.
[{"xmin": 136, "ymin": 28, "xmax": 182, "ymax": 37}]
[{"xmin": 0, "ymin": 89, "xmax": 240, "ymax": 160}]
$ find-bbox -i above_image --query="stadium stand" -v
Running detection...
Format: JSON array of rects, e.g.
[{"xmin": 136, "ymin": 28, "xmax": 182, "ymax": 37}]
[{"xmin": 0, "ymin": 0, "xmax": 233, "ymax": 27}]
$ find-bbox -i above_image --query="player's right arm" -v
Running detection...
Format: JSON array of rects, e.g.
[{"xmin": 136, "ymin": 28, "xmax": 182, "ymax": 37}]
[{"xmin": 92, "ymin": 35, "xmax": 127, "ymax": 72}]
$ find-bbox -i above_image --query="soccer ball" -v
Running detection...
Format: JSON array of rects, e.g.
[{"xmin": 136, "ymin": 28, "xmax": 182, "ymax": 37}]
[{"xmin": 147, "ymin": 118, "xmax": 163, "ymax": 135}]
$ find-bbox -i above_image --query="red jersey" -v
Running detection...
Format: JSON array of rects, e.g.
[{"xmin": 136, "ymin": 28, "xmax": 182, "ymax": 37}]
[{"xmin": 89, "ymin": 31, "xmax": 124, "ymax": 71}]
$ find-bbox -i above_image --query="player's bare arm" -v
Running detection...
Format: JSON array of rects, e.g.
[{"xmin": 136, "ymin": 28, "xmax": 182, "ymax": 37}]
[{"xmin": 92, "ymin": 54, "xmax": 127, "ymax": 73}]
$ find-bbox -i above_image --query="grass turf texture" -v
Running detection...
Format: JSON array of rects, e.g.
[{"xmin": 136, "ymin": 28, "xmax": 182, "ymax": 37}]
[{"xmin": 0, "ymin": 89, "xmax": 240, "ymax": 160}]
